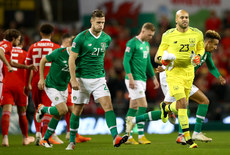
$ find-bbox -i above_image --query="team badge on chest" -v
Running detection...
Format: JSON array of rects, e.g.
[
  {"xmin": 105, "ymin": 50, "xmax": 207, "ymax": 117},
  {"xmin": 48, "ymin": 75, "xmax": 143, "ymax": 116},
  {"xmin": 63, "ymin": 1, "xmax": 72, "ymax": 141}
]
[
  {"xmin": 189, "ymin": 38, "xmax": 196, "ymax": 47},
  {"xmin": 101, "ymin": 42, "xmax": 106, "ymax": 52}
]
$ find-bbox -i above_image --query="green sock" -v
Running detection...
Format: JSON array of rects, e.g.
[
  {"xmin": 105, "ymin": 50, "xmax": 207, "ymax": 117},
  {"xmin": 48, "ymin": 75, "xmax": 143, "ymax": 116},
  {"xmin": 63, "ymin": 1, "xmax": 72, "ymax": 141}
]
[
  {"xmin": 126, "ymin": 108, "xmax": 137, "ymax": 117},
  {"xmin": 194, "ymin": 104, "xmax": 209, "ymax": 133},
  {"xmin": 126, "ymin": 108, "xmax": 137, "ymax": 137},
  {"xmin": 44, "ymin": 117, "xmax": 59, "ymax": 140},
  {"xmin": 69, "ymin": 113, "xmax": 80, "ymax": 143},
  {"xmin": 136, "ymin": 111, "xmax": 161, "ymax": 123},
  {"xmin": 105, "ymin": 110, "xmax": 118, "ymax": 139},
  {"xmin": 178, "ymin": 106, "xmax": 189, "ymax": 134},
  {"xmin": 137, "ymin": 107, "xmax": 147, "ymax": 136},
  {"xmin": 42, "ymin": 106, "xmax": 59, "ymax": 116}
]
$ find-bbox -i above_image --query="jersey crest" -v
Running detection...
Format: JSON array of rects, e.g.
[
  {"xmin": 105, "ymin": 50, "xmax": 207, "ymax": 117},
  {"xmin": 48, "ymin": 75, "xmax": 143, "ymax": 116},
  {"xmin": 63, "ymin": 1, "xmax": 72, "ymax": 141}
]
[
  {"xmin": 189, "ymin": 38, "xmax": 196, "ymax": 47},
  {"xmin": 101, "ymin": 42, "xmax": 106, "ymax": 52},
  {"xmin": 125, "ymin": 47, "xmax": 130, "ymax": 53}
]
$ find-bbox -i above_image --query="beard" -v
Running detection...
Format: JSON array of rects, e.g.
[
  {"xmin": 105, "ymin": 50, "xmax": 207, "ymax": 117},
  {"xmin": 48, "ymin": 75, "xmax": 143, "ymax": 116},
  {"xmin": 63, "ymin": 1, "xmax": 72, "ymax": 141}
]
[
  {"xmin": 92, "ymin": 26, "xmax": 102, "ymax": 34},
  {"xmin": 178, "ymin": 23, "xmax": 188, "ymax": 29}
]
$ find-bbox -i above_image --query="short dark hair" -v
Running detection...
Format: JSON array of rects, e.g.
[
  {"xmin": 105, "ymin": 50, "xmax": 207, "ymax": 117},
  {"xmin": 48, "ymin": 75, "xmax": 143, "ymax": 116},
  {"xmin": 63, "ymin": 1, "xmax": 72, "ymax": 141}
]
[
  {"xmin": 61, "ymin": 33, "xmax": 75, "ymax": 45},
  {"xmin": 3, "ymin": 29, "xmax": 21, "ymax": 42},
  {"xmin": 40, "ymin": 23, "xmax": 54, "ymax": 35},
  {"xmin": 205, "ymin": 30, "xmax": 221, "ymax": 40},
  {"xmin": 142, "ymin": 23, "xmax": 155, "ymax": 31},
  {"xmin": 91, "ymin": 9, "xmax": 105, "ymax": 18},
  {"xmin": 62, "ymin": 33, "xmax": 72, "ymax": 41}
]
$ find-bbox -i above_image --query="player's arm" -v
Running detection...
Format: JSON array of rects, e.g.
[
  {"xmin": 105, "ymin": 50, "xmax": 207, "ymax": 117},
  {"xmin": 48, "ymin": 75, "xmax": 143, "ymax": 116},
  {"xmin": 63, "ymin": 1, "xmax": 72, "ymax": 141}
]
[
  {"xmin": 205, "ymin": 53, "xmax": 226, "ymax": 85},
  {"xmin": 0, "ymin": 48, "xmax": 13, "ymax": 72},
  {"xmin": 38, "ymin": 49, "xmax": 60, "ymax": 90},
  {"xmin": 69, "ymin": 35, "xmax": 83, "ymax": 90},
  {"xmin": 155, "ymin": 34, "xmax": 174, "ymax": 65},
  {"xmin": 123, "ymin": 44, "xmax": 135, "ymax": 89},
  {"xmin": 195, "ymin": 31, "xmax": 205, "ymax": 57},
  {"xmin": 38, "ymin": 57, "xmax": 48, "ymax": 90},
  {"xmin": 154, "ymin": 50, "xmax": 161, "ymax": 64},
  {"xmin": 69, "ymin": 50, "xmax": 79, "ymax": 90},
  {"xmin": 191, "ymin": 32, "xmax": 205, "ymax": 66},
  {"xmin": 10, "ymin": 60, "xmax": 37, "ymax": 71},
  {"xmin": 24, "ymin": 47, "xmax": 33, "ymax": 95},
  {"xmin": 147, "ymin": 53, "xmax": 159, "ymax": 89}
]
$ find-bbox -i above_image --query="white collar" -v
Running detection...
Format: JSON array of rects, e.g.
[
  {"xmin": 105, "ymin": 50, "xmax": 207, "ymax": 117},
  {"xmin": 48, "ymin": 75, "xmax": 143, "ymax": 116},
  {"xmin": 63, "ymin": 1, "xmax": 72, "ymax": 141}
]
[
  {"xmin": 13, "ymin": 47, "xmax": 22, "ymax": 49},
  {"xmin": 40, "ymin": 39, "xmax": 51, "ymax": 41},
  {"xmin": 89, "ymin": 29, "xmax": 102, "ymax": 39},
  {"xmin": 66, "ymin": 47, "xmax": 70, "ymax": 55},
  {"xmin": 3, "ymin": 39, "xmax": 10, "ymax": 42},
  {"xmin": 136, "ymin": 36, "xmax": 145, "ymax": 44}
]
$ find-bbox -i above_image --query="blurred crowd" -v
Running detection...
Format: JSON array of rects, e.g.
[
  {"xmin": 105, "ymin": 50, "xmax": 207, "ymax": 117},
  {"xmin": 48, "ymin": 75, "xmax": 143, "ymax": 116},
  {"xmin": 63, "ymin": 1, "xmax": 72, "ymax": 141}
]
[{"xmin": 1, "ymin": 10, "xmax": 230, "ymax": 121}]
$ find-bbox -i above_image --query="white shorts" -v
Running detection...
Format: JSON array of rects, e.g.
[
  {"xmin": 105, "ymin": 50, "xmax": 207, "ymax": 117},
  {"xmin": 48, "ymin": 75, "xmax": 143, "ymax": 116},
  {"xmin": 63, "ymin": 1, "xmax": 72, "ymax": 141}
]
[
  {"xmin": 71, "ymin": 77, "xmax": 110, "ymax": 104},
  {"xmin": 160, "ymin": 71, "xmax": 199, "ymax": 102},
  {"xmin": 45, "ymin": 87, "xmax": 68, "ymax": 106},
  {"xmin": 125, "ymin": 79, "xmax": 146, "ymax": 100}
]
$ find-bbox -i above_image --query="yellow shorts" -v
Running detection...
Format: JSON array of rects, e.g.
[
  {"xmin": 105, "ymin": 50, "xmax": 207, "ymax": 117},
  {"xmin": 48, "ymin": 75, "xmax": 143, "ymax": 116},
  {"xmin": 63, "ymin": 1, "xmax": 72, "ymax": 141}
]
[{"xmin": 166, "ymin": 67, "xmax": 194, "ymax": 101}]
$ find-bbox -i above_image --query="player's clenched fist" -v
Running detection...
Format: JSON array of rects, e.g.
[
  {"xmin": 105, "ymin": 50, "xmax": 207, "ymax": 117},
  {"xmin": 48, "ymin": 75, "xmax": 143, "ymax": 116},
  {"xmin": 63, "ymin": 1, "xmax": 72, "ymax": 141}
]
[
  {"xmin": 70, "ymin": 78, "xmax": 80, "ymax": 90},
  {"xmin": 161, "ymin": 50, "xmax": 176, "ymax": 66}
]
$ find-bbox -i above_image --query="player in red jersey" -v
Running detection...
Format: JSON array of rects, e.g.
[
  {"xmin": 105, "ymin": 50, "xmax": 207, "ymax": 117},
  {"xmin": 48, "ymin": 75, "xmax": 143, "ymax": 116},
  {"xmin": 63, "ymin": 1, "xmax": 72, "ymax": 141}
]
[
  {"xmin": 25, "ymin": 24, "xmax": 61, "ymax": 145},
  {"xmin": 1, "ymin": 37, "xmax": 37, "ymax": 146},
  {"xmin": 0, "ymin": 29, "xmax": 21, "ymax": 100}
]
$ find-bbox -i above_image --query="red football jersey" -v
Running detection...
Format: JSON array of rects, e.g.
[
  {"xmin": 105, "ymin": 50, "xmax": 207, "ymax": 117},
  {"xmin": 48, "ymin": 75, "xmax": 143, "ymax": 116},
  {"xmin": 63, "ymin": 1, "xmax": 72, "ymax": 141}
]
[
  {"xmin": 2, "ymin": 47, "xmax": 27, "ymax": 87},
  {"xmin": 26, "ymin": 39, "xmax": 60, "ymax": 84},
  {"xmin": 0, "ymin": 40, "xmax": 12, "ymax": 78}
]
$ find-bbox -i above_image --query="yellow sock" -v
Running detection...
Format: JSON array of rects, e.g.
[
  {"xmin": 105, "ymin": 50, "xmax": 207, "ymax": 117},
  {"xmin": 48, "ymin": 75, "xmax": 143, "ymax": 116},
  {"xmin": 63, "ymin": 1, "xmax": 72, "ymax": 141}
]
[
  {"xmin": 166, "ymin": 101, "xmax": 177, "ymax": 113},
  {"xmin": 178, "ymin": 109, "xmax": 190, "ymax": 141},
  {"xmin": 184, "ymin": 131, "xmax": 191, "ymax": 141}
]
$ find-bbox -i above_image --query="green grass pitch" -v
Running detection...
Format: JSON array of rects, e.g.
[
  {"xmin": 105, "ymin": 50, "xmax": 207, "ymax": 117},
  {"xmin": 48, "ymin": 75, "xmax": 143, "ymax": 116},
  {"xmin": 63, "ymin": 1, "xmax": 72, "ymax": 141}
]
[{"xmin": 0, "ymin": 131, "xmax": 230, "ymax": 155}]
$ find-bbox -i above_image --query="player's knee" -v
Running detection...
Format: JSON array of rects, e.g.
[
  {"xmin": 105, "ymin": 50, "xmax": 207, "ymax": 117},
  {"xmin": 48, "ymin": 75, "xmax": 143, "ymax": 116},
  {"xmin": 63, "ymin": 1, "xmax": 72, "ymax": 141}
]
[
  {"xmin": 58, "ymin": 106, "xmax": 68, "ymax": 116},
  {"xmin": 203, "ymin": 98, "xmax": 210, "ymax": 105},
  {"xmin": 17, "ymin": 106, "xmax": 27, "ymax": 113},
  {"xmin": 104, "ymin": 103, "xmax": 113, "ymax": 111}
]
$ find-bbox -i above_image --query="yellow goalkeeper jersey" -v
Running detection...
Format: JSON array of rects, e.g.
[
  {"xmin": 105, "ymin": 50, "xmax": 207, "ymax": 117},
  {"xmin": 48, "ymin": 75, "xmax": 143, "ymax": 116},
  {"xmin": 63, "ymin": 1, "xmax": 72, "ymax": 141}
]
[{"xmin": 158, "ymin": 27, "xmax": 204, "ymax": 69}]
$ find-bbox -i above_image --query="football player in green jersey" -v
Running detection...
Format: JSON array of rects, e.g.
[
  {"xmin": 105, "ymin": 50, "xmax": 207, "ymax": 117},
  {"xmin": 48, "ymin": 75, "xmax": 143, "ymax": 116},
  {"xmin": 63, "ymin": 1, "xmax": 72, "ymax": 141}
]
[
  {"xmin": 36, "ymin": 36, "xmax": 74, "ymax": 148},
  {"xmin": 123, "ymin": 23, "xmax": 159, "ymax": 144},
  {"xmin": 155, "ymin": 9, "xmax": 205, "ymax": 148},
  {"xmin": 67, "ymin": 9, "xmax": 128, "ymax": 150}
]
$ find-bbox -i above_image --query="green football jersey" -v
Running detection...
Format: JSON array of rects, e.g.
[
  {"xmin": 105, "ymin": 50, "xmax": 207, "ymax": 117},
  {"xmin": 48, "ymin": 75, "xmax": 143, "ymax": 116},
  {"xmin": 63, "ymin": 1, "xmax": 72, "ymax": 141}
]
[
  {"xmin": 71, "ymin": 29, "xmax": 111, "ymax": 78},
  {"xmin": 123, "ymin": 37, "xmax": 155, "ymax": 82},
  {"xmin": 45, "ymin": 47, "xmax": 70, "ymax": 91}
]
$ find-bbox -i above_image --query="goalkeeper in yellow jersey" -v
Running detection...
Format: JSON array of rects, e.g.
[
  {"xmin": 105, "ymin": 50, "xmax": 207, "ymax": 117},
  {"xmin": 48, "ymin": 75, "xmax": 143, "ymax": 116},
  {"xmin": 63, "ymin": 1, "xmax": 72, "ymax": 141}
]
[{"xmin": 155, "ymin": 10, "xmax": 204, "ymax": 148}]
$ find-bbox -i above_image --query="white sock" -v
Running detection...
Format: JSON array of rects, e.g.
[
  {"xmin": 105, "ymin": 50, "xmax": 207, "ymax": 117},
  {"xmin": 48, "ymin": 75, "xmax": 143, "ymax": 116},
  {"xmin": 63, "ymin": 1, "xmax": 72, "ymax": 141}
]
[
  {"xmin": 132, "ymin": 117, "xmax": 136, "ymax": 124},
  {"xmin": 138, "ymin": 135, "xmax": 144, "ymax": 139},
  {"xmin": 128, "ymin": 136, "xmax": 133, "ymax": 139},
  {"xmin": 193, "ymin": 131, "xmax": 199, "ymax": 135}
]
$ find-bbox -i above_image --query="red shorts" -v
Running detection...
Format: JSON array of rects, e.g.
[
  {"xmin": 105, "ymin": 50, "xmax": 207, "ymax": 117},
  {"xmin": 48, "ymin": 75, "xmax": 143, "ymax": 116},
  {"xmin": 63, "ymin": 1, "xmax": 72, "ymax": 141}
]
[
  {"xmin": 32, "ymin": 82, "xmax": 51, "ymax": 108},
  {"xmin": 66, "ymin": 84, "xmax": 73, "ymax": 107},
  {"xmin": 1, "ymin": 84, "xmax": 27, "ymax": 107},
  {"xmin": 66, "ymin": 93, "xmax": 73, "ymax": 107}
]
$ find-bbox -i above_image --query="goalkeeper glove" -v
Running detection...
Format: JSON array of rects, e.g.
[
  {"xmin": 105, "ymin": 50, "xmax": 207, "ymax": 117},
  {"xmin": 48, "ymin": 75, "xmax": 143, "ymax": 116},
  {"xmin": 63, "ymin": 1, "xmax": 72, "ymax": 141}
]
[
  {"xmin": 162, "ymin": 50, "xmax": 176, "ymax": 61},
  {"xmin": 161, "ymin": 50, "xmax": 176, "ymax": 66},
  {"xmin": 191, "ymin": 51, "xmax": 200, "ymax": 67},
  {"xmin": 161, "ymin": 60, "xmax": 170, "ymax": 66},
  {"xmin": 192, "ymin": 55, "xmax": 200, "ymax": 65}
]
